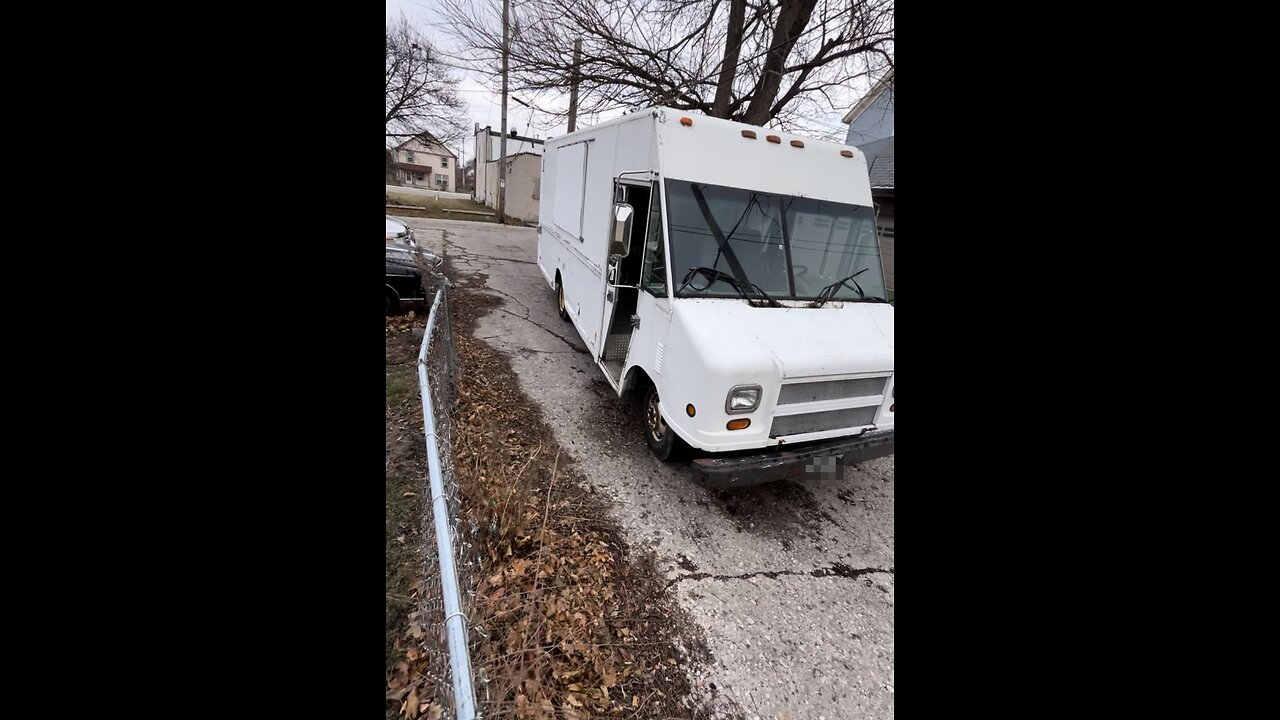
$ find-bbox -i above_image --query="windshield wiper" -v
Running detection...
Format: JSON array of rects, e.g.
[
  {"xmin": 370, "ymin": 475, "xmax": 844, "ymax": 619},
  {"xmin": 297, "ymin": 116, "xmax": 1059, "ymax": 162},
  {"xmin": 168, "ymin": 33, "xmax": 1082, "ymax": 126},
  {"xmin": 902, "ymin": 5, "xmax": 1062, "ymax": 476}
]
[
  {"xmin": 689, "ymin": 184, "xmax": 752, "ymax": 287},
  {"xmin": 678, "ymin": 267, "xmax": 783, "ymax": 308},
  {"xmin": 812, "ymin": 268, "xmax": 888, "ymax": 307}
]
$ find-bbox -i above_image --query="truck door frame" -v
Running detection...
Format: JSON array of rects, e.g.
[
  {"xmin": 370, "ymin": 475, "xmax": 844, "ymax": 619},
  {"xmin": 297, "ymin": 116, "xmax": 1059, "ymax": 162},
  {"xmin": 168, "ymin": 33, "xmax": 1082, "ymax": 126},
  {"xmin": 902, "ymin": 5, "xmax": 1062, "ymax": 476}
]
[{"xmin": 599, "ymin": 174, "xmax": 655, "ymax": 385}]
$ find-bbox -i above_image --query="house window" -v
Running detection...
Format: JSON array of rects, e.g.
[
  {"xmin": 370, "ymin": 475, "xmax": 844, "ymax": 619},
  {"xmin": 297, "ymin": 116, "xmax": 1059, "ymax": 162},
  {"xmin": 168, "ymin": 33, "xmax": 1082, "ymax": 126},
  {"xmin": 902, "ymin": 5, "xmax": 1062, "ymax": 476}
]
[
  {"xmin": 406, "ymin": 151, "xmax": 415, "ymax": 162},
  {"xmin": 441, "ymin": 158, "xmax": 448, "ymax": 168},
  {"xmin": 436, "ymin": 174, "xmax": 448, "ymax": 186},
  {"xmin": 416, "ymin": 172, "xmax": 425, "ymax": 181}
]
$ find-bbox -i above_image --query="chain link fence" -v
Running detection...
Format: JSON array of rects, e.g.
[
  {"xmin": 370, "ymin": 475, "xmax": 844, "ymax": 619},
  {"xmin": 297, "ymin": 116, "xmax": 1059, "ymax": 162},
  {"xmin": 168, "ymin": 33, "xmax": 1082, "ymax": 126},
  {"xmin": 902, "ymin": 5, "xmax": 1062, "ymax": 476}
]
[{"xmin": 416, "ymin": 276, "xmax": 484, "ymax": 720}]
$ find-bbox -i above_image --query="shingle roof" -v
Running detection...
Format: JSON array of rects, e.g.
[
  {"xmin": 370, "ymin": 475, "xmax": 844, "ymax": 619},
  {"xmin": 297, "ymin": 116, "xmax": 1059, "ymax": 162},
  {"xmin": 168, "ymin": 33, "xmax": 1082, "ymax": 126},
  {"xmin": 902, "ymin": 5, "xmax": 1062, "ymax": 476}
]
[
  {"xmin": 858, "ymin": 135, "xmax": 894, "ymax": 189},
  {"xmin": 395, "ymin": 132, "xmax": 457, "ymax": 158}
]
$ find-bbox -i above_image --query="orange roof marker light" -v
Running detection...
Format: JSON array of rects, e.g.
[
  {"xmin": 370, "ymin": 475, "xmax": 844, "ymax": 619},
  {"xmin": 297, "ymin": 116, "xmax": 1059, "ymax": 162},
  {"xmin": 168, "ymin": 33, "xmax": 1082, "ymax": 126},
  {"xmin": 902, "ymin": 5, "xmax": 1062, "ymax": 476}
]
[
  {"xmin": 840, "ymin": 149, "xmax": 854, "ymax": 158},
  {"xmin": 766, "ymin": 135, "xmax": 781, "ymax": 144},
  {"xmin": 679, "ymin": 116, "xmax": 694, "ymax": 126},
  {"xmin": 790, "ymin": 140, "xmax": 804, "ymax": 148},
  {"xmin": 741, "ymin": 130, "xmax": 757, "ymax": 139}
]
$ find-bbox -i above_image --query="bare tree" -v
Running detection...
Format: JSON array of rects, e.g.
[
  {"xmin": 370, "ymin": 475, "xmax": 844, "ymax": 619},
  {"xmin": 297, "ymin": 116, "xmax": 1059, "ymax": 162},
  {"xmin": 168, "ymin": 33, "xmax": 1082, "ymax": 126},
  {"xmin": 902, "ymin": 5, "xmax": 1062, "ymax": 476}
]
[
  {"xmin": 437, "ymin": 0, "xmax": 892, "ymax": 136},
  {"xmin": 386, "ymin": 15, "xmax": 468, "ymax": 146}
]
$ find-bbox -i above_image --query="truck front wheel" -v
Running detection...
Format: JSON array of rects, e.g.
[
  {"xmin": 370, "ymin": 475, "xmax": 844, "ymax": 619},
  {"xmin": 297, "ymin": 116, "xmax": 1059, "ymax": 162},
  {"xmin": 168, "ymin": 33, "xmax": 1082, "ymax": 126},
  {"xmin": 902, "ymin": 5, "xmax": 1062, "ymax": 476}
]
[{"xmin": 643, "ymin": 385, "xmax": 685, "ymax": 461}]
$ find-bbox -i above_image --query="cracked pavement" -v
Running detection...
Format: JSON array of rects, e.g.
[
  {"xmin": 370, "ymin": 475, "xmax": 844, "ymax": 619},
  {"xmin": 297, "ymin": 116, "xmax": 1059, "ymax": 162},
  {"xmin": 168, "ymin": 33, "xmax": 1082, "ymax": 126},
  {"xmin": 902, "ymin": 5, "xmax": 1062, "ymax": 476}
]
[{"xmin": 403, "ymin": 216, "xmax": 895, "ymax": 719}]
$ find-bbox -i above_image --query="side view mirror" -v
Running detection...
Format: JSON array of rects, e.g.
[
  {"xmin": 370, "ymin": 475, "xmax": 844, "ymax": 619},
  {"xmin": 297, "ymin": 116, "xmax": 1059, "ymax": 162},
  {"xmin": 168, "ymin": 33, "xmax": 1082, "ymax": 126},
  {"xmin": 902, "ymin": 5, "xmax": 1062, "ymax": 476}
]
[{"xmin": 610, "ymin": 203, "xmax": 634, "ymax": 259}]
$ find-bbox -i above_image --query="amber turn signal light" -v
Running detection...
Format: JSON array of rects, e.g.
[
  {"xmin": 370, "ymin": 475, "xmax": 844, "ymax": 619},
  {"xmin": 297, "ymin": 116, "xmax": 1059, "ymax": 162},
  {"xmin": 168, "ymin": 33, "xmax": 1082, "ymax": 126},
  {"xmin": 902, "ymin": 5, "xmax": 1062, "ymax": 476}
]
[
  {"xmin": 726, "ymin": 418, "xmax": 751, "ymax": 431},
  {"xmin": 686, "ymin": 404, "xmax": 696, "ymax": 417},
  {"xmin": 680, "ymin": 116, "xmax": 693, "ymax": 126}
]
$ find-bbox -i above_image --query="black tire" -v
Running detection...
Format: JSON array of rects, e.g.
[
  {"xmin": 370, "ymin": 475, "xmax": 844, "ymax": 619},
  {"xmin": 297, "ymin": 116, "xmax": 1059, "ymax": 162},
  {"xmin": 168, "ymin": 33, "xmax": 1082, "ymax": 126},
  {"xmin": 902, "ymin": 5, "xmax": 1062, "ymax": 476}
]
[
  {"xmin": 556, "ymin": 276, "xmax": 570, "ymax": 321},
  {"xmin": 386, "ymin": 291, "xmax": 400, "ymax": 315},
  {"xmin": 643, "ymin": 384, "xmax": 685, "ymax": 462}
]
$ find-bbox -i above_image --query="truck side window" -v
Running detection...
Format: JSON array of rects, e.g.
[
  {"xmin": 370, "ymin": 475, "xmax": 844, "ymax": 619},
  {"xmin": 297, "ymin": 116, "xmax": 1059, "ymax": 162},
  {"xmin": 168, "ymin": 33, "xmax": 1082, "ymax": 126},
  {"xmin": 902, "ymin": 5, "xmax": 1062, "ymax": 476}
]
[{"xmin": 641, "ymin": 186, "xmax": 666, "ymax": 296}]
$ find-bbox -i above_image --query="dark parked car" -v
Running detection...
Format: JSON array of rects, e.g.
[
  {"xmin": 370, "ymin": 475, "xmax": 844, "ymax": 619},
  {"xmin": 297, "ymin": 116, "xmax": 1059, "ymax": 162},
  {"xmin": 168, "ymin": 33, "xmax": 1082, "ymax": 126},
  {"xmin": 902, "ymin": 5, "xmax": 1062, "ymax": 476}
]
[{"xmin": 386, "ymin": 223, "xmax": 443, "ymax": 315}]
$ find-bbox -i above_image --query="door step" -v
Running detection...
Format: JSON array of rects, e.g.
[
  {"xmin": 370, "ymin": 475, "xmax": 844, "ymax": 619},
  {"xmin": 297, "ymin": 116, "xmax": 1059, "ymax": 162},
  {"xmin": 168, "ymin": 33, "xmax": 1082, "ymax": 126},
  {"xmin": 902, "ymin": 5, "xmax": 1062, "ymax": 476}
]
[{"xmin": 603, "ymin": 333, "xmax": 631, "ymax": 361}]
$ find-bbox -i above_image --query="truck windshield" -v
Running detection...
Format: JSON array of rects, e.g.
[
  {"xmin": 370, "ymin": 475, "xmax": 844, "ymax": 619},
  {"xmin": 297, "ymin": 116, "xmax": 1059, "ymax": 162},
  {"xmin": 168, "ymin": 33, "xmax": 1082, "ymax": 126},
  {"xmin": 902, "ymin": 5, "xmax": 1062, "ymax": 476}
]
[{"xmin": 664, "ymin": 179, "xmax": 885, "ymax": 301}]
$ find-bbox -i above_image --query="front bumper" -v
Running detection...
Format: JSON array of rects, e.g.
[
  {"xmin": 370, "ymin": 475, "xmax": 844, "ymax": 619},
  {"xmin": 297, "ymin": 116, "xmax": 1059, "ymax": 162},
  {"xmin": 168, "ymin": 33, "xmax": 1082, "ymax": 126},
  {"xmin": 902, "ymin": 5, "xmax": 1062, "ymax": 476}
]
[{"xmin": 690, "ymin": 428, "xmax": 894, "ymax": 488}]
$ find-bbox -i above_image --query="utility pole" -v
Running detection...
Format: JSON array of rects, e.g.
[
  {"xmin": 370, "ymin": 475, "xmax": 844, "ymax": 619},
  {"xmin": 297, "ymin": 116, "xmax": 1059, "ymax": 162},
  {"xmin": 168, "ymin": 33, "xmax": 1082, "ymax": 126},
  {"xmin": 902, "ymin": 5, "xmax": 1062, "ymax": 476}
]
[
  {"xmin": 498, "ymin": 0, "xmax": 509, "ymax": 223},
  {"xmin": 568, "ymin": 38, "xmax": 581, "ymax": 133}
]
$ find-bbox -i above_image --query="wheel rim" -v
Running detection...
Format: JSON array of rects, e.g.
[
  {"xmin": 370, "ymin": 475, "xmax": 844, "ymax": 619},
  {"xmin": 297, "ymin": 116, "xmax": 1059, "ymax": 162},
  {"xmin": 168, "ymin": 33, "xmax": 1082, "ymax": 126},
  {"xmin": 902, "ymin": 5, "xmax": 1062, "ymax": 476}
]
[{"xmin": 646, "ymin": 390, "xmax": 666, "ymax": 443}]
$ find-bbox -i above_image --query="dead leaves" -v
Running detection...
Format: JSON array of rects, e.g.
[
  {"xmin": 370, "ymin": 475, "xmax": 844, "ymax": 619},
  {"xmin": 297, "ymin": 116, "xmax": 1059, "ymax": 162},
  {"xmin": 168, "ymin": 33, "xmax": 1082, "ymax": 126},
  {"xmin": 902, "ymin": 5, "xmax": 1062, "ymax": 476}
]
[
  {"xmin": 399, "ymin": 687, "xmax": 444, "ymax": 720},
  {"xmin": 438, "ymin": 284, "xmax": 712, "ymax": 719},
  {"xmin": 386, "ymin": 311, "xmax": 423, "ymax": 335},
  {"xmin": 403, "ymin": 687, "xmax": 419, "ymax": 717}
]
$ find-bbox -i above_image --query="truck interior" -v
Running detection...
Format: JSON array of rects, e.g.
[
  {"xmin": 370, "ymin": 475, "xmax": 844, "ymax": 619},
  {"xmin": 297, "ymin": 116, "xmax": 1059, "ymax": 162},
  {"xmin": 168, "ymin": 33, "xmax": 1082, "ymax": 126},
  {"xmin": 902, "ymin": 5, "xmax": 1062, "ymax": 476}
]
[{"xmin": 601, "ymin": 182, "xmax": 651, "ymax": 382}]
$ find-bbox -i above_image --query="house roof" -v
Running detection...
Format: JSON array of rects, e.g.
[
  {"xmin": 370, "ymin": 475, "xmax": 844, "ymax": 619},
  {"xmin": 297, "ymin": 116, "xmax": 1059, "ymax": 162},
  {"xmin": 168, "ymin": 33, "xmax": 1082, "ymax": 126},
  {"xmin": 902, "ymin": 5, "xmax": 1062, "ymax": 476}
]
[
  {"xmin": 394, "ymin": 132, "xmax": 457, "ymax": 158},
  {"xmin": 842, "ymin": 69, "xmax": 894, "ymax": 124},
  {"xmin": 858, "ymin": 135, "xmax": 894, "ymax": 189}
]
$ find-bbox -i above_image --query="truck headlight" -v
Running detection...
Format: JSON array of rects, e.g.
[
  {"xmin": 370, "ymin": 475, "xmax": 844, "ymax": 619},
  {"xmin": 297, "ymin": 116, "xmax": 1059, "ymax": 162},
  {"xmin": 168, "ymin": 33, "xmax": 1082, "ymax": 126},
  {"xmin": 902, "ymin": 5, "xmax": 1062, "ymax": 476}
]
[{"xmin": 725, "ymin": 385, "xmax": 761, "ymax": 414}]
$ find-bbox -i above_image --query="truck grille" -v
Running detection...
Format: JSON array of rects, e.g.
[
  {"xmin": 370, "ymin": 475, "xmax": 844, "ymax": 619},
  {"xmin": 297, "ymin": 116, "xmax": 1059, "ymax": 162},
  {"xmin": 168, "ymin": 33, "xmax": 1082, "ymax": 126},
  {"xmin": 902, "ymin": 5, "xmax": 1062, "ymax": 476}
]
[
  {"xmin": 778, "ymin": 377, "xmax": 888, "ymax": 405},
  {"xmin": 770, "ymin": 406, "xmax": 879, "ymax": 437}
]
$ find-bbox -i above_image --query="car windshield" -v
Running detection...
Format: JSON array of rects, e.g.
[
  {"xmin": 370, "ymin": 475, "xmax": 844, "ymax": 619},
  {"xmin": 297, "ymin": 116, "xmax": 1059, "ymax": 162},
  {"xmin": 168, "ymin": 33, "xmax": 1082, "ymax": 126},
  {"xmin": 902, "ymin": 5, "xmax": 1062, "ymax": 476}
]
[{"xmin": 664, "ymin": 179, "xmax": 885, "ymax": 301}]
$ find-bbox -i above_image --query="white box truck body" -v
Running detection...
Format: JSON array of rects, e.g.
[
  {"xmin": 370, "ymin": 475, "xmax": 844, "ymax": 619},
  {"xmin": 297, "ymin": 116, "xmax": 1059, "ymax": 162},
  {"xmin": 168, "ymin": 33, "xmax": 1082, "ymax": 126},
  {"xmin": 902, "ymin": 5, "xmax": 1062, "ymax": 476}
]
[{"xmin": 536, "ymin": 107, "xmax": 893, "ymax": 485}]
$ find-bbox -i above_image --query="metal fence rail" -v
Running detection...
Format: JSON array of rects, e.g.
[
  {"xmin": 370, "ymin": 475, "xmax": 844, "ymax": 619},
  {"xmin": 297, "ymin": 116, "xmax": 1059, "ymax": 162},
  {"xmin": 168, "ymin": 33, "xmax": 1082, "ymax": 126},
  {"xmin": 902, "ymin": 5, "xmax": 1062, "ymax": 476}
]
[{"xmin": 417, "ymin": 282, "xmax": 482, "ymax": 719}]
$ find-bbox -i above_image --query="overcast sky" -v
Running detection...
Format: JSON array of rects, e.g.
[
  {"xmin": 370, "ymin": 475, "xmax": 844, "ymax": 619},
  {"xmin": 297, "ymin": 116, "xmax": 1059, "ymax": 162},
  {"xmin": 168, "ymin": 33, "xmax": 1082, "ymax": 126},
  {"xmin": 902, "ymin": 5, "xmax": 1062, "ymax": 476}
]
[
  {"xmin": 387, "ymin": 0, "xmax": 574, "ymax": 162},
  {"xmin": 387, "ymin": 0, "xmax": 863, "ymax": 162}
]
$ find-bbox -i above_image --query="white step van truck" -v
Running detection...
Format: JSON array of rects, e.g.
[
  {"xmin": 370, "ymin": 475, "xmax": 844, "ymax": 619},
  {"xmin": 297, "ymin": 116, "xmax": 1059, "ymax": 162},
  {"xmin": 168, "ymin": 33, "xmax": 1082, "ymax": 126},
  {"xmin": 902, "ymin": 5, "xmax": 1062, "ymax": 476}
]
[{"xmin": 536, "ymin": 107, "xmax": 893, "ymax": 486}]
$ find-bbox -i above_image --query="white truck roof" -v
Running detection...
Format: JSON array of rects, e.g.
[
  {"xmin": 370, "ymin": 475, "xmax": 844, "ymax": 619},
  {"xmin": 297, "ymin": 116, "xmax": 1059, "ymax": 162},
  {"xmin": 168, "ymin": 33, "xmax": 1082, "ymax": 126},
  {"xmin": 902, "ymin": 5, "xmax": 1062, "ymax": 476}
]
[{"xmin": 544, "ymin": 107, "xmax": 872, "ymax": 207}]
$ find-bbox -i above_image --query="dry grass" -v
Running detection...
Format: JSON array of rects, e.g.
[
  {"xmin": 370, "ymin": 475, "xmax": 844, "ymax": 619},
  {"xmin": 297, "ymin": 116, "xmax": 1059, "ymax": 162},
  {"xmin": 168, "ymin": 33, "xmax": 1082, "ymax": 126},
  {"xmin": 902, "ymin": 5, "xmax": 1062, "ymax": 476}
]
[{"xmin": 388, "ymin": 191, "xmax": 494, "ymax": 214}]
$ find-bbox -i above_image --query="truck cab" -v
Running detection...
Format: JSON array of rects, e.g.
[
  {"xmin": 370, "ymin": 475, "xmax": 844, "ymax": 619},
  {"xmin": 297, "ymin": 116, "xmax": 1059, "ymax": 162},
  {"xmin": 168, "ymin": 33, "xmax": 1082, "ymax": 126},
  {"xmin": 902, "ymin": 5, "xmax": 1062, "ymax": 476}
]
[{"xmin": 537, "ymin": 108, "xmax": 893, "ymax": 486}]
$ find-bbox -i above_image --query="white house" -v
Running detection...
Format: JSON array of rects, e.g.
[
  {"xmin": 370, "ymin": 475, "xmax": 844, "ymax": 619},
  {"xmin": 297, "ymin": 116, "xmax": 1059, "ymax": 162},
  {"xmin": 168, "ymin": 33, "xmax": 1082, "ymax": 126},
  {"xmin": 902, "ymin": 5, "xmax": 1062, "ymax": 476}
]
[{"xmin": 391, "ymin": 133, "xmax": 457, "ymax": 192}]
